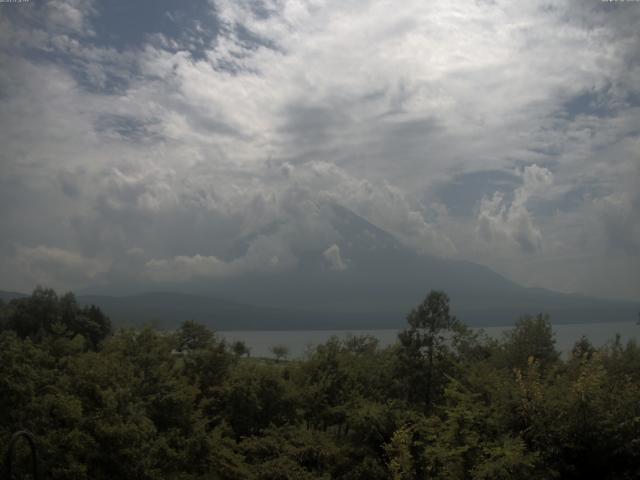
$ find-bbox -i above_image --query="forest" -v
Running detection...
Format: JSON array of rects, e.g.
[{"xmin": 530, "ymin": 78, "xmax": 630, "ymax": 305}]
[{"xmin": 1, "ymin": 287, "xmax": 639, "ymax": 479}]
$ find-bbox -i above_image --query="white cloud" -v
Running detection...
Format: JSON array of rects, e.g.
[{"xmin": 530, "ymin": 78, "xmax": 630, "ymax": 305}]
[
  {"xmin": 143, "ymin": 254, "xmax": 230, "ymax": 282},
  {"xmin": 476, "ymin": 165, "xmax": 553, "ymax": 253},
  {"xmin": 323, "ymin": 244, "xmax": 347, "ymax": 271},
  {"xmin": 4, "ymin": 245, "xmax": 111, "ymax": 291},
  {"xmin": 45, "ymin": 0, "xmax": 95, "ymax": 36},
  {"xmin": 0, "ymin": 0, "xmax": 639, "ymax": 299}
]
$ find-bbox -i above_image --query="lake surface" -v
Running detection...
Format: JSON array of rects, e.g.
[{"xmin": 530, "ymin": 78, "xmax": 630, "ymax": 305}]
[{"xmin": 219, "ymin": 321, "xmax": 640, "ymax": 359}]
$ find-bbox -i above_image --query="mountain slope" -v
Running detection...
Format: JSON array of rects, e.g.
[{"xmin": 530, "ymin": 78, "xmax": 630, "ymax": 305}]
[
  {"xmin": 76, "ymin": 292, "xmax": 316, "ymax": 330},
  {"xmin": 4, "ymin": 204, "xmax": 638, "ymax": 329},
  {"xmin": 195, "ymin": 203, "xmax": 639, "ymax": 326}
]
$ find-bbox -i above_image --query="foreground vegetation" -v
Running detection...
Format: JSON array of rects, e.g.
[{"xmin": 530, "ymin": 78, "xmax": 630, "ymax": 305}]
[{"xmin": 1, "ymin": 288, "xmax": 639, "ymax": 479}]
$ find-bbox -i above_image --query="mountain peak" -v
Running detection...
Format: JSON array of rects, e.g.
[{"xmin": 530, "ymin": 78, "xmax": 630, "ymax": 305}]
[{"xmin": 326, "ymin": 203, "xmax": 406, "ymax": 255}]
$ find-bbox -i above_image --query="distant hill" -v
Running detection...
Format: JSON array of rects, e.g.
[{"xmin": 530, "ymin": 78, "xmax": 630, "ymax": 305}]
[
  {"xmin": 2, "ymin": 284, "xmax": 637, "ymax": 331},
  {"xmin": 0, "ymin": 291, "xmax": 27, "ymax": 303},
  {"xmin": 75, "ymin": 292, "xmax": 353, "ymax": 331}
]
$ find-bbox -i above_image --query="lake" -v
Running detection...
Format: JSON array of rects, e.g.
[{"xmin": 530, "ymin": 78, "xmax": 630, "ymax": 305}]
[{"xmin": 219, "ymin": 321, "xmax": 640, "ymax": 359}]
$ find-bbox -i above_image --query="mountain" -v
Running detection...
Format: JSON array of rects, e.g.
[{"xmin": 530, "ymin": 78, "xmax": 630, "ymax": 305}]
[
  {"xmin": 194, "ymin": 203, "xmax": 639, "ymax": 327},
  {"xmin": 4, "ymin": 204, "xmax": 638, "ymax": 329}
]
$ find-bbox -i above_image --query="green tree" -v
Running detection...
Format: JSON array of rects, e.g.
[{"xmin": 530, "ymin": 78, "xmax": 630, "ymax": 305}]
[
  {"xmin": 502, "ymin": 314, "xmax": 559, "ymax": 371},
  {"xmin": 231, "ymin": 340, "xmax": 251, "ymax": 357},
  {"xmin": 240, "ymin": 425, "xmax": 338, "ymax": 480},
  {"xmin": 76, "ymin": 304, "xmax": 112, "ymax": 349},
  {"xmin": 571, "ymin": 335, "xmax": 596, "ymax": 360},
  {"xmin": 397, "ymin": 290, "xmax": 457, "ymax": 409},
  {"xmin": 176, "ymin": 320, "xmax": 215, "ymax": 352},
  {"xmin": 270, "ymin": 345, "xmax": 290, "ymax": 362},
  {"xmin": 3, "ymin": 288, "xmax": 111, "ymax": 350},
  {"xmin": 385, "ymin": 425, "xmax": 415, "ymax": 480},
  {"xmin": 219, "ymin": 363, "xmax": 296, "ymax": 438},
  {"xmin": 6, "ymin": 286, "xmax": 59, "ymax": 340},
  {"xmin": 2, "ymin": 287, "xmax": 640, "ymax": 480}
]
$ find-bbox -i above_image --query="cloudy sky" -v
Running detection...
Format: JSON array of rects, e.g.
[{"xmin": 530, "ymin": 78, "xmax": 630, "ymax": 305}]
[{"xmin": 0, "ymin": 0, "xmax": 639, "ymax": 300}]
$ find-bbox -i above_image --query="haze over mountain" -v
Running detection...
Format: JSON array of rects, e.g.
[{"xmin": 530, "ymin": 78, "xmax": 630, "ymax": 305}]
[
  {"xmin": 184, "ymin": 203, "xmax": 637, "ymax": 326},
  {"xmin": 5, "ymin": 203, "xmax": 635, "ymax": 330},
  {"xmin": 2, "ymin": 1, "xmax": 639, "ymax": 313}
]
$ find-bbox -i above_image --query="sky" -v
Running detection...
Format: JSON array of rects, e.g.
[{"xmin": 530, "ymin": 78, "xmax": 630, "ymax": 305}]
[{"xmin": 0, "ymin": 0, "xmax": 639, "ymax": 301}]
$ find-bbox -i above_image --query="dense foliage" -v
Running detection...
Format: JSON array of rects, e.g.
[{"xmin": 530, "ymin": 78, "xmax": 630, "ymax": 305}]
[{"xmin": 1, "ymin": 288, "xmax": 639, "ymax": 479}]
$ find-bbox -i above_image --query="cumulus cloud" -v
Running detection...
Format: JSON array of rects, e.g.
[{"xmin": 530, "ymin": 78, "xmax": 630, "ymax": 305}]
[
  {"xmin": 6, "ymin": 245, "xmax": 110, "ymax": 291},
  {"xmin": 142, "ymin": 228, "xmax": 300, "ymax": 283},
  {"xmin": 476, "ymin": 165, "xmax": 553, "ymax": 253},
  {"xmin": 322, "ymin": 244, "xmax": 347, "ymax": 271},
  {"xmin": 45, "ymin": 0, "xmax": 95, "ymax": 36},
  {"xmin": 273, "ymin": 161, "xmax": 457, "ymax": 257},
  {"xmin": 143, "ymin": 255, "xmax": 232, "ymax": 282}
]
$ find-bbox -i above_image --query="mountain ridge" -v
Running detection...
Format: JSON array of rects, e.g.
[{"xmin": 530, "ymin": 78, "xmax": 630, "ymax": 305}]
[{"xmin": 2, "ymin": 204, "xmax": 638, "ymax": 329}]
